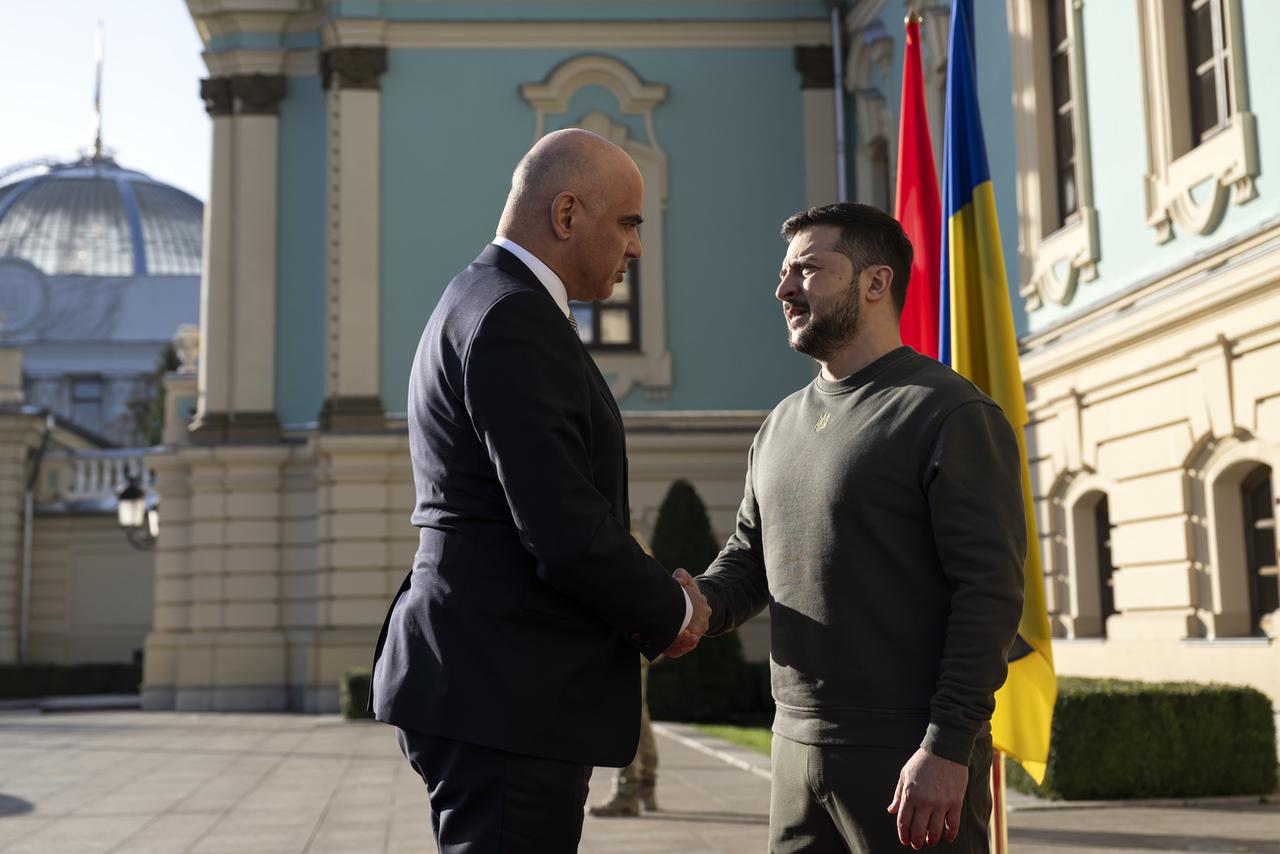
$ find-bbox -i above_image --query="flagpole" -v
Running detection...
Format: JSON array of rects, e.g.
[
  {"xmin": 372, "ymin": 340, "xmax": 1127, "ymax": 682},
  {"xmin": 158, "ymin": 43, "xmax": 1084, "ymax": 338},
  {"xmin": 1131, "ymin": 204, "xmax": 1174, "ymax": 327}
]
[
  {"xmin": 92, "ymin": 20, "xmax": 105, "ymax": 162},
  {"xmin": 989, "ymin": 750, "xmax": 1009, "ymax": 854}
]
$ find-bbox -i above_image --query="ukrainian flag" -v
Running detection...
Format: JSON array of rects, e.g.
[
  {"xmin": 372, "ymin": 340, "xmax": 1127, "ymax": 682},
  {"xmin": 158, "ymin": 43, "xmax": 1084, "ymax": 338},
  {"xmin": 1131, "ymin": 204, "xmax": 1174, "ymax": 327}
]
[{"xmin": 939, "ymin": 0, "xmax": 1057, "ymax": 784}]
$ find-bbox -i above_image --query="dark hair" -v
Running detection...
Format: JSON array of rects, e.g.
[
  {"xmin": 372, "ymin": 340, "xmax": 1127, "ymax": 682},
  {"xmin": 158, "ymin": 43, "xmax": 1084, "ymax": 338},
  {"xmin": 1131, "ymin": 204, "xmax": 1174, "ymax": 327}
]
[{"xmin": 780, "ymin": 203, "xmax": 914, "ymax": 315}]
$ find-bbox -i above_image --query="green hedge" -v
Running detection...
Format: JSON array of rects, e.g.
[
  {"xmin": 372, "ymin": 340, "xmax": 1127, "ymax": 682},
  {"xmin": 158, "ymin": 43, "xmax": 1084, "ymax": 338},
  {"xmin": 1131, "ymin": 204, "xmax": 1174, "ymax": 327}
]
[
  {"xmin": 644, "ymin": 479, "xmax": 765, "ymax": 724},
  {"xmin": 0, "ymin": 663, "xmax": 141, "ymax": 700},
  {"xmin": 341, "ymin": 668, "xmax": 375, "ymax": 720},
  {"xmin": 1006, "ymin": 676, "xmax": 1278, "ymax": 800},
  {"xmin": 648, "ymin": 638, "xmax": 767, "ymax": 724}
]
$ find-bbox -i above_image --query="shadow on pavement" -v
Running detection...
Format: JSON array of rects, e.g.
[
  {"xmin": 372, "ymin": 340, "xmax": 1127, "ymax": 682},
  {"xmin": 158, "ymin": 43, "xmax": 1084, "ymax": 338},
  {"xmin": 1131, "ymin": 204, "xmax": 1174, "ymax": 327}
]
[
  {"xmin": 1010, "ymin": 827, "xmax": 1280, "ymax": 853},
  {"xmin": 0, "ymin": 794, "xmax": 34, "ymax": 817}
]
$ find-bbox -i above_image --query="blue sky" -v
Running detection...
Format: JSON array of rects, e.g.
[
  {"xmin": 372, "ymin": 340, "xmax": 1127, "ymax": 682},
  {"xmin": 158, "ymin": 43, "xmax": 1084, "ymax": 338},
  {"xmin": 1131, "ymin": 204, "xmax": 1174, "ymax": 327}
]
[{"xmin": 1, "ymin": 1, "xmax": 211, "ymax": 200}]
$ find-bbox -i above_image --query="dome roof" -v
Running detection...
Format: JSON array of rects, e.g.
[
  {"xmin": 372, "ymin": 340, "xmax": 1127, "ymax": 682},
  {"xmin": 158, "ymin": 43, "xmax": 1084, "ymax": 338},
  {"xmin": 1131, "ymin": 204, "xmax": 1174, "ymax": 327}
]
[{"xmin": 0, "ymin": 157, "xmax": 203, "ymax": 277}]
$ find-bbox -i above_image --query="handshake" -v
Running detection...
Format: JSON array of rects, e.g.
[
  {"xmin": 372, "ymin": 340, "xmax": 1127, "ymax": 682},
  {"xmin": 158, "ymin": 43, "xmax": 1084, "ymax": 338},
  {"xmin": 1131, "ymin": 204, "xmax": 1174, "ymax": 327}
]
[{"xmin": 663, "ymin": 568, "xmax": 713, "ymax": 658}]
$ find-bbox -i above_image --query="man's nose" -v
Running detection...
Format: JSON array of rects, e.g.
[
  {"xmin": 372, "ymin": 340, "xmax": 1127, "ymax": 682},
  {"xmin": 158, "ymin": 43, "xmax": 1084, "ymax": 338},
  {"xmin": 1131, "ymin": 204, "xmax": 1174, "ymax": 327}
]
[
  {"xmin": 776, "ymin": 272, "xmax": 799, "ymax": 303},
  {"xmin": 628, "ymin": 234, "xmax": 643, "ymax": 261}
]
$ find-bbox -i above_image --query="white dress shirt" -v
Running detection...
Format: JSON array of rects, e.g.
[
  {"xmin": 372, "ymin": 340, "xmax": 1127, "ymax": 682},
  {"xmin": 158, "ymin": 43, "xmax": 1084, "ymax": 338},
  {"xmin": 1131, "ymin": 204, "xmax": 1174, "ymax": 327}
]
[
  {"xmin": 489, "ymin": 236, "xmax": 694, "ymax": 635},
  {"xmin": 492, "ymin": 235, "xmax": 571, "ymax": 319}
]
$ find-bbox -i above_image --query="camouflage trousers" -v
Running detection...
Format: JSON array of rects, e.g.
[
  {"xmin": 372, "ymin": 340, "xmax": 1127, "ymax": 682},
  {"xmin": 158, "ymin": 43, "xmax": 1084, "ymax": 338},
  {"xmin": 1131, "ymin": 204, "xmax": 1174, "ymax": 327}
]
[{"xmin": 612, "ymin": 655, "xmax": 657, "ymax": 796}]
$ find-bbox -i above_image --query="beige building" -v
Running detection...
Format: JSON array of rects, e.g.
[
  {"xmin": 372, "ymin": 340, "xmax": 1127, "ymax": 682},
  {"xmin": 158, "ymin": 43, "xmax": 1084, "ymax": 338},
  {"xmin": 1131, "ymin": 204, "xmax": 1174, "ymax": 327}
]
[{"xmin": 1008, "ymin": 0, "xmax": 1279, "ymax": 707}]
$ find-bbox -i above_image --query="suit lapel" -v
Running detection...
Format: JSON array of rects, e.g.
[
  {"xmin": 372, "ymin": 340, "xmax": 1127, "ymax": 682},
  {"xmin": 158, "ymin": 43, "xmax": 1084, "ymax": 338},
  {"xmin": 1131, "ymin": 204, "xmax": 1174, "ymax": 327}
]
[{"xmin": 579, "ymin": 339, "xmax": 625, "ymax": 433}]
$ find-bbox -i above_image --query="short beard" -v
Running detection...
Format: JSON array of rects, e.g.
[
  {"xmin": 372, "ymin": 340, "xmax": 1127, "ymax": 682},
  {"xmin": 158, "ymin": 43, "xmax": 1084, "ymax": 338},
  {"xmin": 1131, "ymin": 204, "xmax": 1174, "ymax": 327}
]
[{"xmin": 788, "ymin": 280, "xmax": 862, "ymax": 361}]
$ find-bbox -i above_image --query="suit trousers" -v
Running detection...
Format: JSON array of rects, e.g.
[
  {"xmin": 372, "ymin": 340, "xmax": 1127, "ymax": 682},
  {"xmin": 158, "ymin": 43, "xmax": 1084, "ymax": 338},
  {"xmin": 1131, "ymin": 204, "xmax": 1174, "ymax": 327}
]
[
  {"xmin": 396, "ymin": 727, "xmax": 593, "ymax": 854},
  {"xmin": 769, "ymin": 733, "xmax": 993, "ymax": 854}
]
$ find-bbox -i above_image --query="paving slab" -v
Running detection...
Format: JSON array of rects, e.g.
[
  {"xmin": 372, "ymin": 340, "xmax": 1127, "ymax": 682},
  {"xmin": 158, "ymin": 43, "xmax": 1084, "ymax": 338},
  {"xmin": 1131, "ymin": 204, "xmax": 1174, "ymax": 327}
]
[{"xmin": 0, "ymin": 710, "xmax": 1276, "ymax": 853}]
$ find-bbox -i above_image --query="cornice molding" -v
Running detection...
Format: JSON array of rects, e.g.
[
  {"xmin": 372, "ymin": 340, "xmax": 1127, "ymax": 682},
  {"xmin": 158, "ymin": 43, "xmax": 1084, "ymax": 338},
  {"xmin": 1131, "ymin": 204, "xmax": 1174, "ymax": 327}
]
[{"xmin": 320, "ymin": 19, "xmax": 831, "ymax": 50}]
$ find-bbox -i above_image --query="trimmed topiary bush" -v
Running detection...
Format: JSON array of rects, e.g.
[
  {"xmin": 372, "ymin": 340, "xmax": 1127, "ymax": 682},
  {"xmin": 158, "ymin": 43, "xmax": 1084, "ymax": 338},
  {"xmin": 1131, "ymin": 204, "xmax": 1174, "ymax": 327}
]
[
  {"xmin": 646, "ymin": 479, "xmax": 757, "ymax": 722},
  {"xmin": 0, "ymin": 663, "xmax": 141, "ymax": 699},
  {"xmin": 1006, "ymin": 676, "xmax": 1278, "ymax": 800},
  {"xmin": 340, "ymin": 667, "xmax": 375, "ymax": 720}
]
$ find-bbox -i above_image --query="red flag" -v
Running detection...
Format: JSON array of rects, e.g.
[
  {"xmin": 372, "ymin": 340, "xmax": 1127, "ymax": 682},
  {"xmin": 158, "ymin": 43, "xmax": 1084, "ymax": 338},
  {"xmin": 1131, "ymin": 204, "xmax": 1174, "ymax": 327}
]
[{"xmin": 894, "ymin": 13, "xmax": 942, "ymax": 359}]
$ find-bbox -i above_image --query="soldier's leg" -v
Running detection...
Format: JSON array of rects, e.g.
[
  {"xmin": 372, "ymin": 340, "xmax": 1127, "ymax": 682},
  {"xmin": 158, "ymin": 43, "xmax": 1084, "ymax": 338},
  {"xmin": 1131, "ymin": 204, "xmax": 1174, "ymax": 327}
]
[
  {"xmin": 588, "ymin": 656, "xmax": 650, "ymax": 818},
  {"xmin": 636, "ymin": 656, "xmax": 658, "ymax": 810}
]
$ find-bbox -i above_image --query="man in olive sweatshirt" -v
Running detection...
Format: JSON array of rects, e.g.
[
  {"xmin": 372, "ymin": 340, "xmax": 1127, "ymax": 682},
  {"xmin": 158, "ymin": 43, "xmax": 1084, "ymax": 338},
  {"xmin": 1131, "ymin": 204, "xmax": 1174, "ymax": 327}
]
[{"xmin": 695, "ymin": 203, "xmax": 1025, "ymax": 852}]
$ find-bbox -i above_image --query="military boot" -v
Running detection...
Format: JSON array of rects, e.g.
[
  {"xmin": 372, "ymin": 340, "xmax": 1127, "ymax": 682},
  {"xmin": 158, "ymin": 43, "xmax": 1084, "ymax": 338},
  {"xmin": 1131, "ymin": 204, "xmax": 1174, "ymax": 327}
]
[
  {"xmin": 638, "ymin": 778, "xmax": 658, "ymax": 812},
  {"xmin": 587, "ymin": 781, "xmax": 640, "ymax": 818}
]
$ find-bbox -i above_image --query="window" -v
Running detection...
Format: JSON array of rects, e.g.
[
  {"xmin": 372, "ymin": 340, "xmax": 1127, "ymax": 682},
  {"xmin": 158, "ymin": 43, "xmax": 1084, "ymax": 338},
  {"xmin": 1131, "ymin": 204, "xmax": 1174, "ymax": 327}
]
[
  {"xmin": 71, "ymin": 377, "xmax": 104, "ymax": 428},
  {"xmin": 1184, "ymin": 0, "xmax": 1232, "ymax": 144},
  {"xmin": 1137, "ymin": 0, "xmax": 1257, "ymax": 240},
  {"xmin": 1047, "ymin": 0, "xmax": 1078, "ymax": 227},
  {"xmin": 572, "ymin": 262, "xmax": 640, "ymax": 351},
  {"xmin": 1065, "ymin": 487, "xmax": 1115, "ymax": 639},
  {"xmin": 1008, "ymin": 0, "xmax": 1099, "ymax": 310},
  {"xmin": 1093, "ymin": 495, "xmax": 1117, "ymax": 633},
  {"xmin": 1241, "ymin": 468, "xmax": 1278, "ymax": 636}
]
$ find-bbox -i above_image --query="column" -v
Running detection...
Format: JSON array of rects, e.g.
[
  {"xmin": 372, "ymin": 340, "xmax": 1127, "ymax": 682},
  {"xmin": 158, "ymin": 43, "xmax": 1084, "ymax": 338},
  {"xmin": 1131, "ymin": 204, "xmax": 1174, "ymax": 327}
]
[
  {"xmin": 191, "ymin": 78, "xmax": 234, "ymax": 438},
  {"xmin": 190, "ymin": 74, "xmax": 286, "ymax": 443},
  {"xmin": 318, "ymin": 47, "xmax": 388, "ymax": 431},
  {"xmin": 795, "ymin": 45, "xmax": 839, "ymax": 208}
]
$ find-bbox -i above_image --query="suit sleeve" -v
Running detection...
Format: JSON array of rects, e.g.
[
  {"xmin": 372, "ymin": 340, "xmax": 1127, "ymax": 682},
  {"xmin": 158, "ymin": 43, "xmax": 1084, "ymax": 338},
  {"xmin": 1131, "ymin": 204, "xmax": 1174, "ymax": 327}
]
[
  {"xmin": 462, "ymin": 290, "xmax": 686, "ymax": 659},
  {"xmin": 920, "ymin": 400, "xmax": 1027, "ymax": 765},
  {"xmin": 695, "ymin": 440, "xmax": 771, "ymax": 636}
]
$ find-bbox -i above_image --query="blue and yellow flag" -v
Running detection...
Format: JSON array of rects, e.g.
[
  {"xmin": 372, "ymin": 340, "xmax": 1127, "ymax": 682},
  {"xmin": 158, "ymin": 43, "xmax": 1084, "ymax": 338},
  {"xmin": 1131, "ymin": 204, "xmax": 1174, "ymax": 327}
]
[{"xmin": 939, "ymin": 0, "xmax": 1056, "ymax": 784}]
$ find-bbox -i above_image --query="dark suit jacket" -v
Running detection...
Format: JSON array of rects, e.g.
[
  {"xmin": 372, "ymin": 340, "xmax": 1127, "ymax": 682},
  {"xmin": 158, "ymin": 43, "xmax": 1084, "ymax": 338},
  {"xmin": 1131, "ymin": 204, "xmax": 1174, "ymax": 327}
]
[{"xmin": 371, "ymin": 244, "xmax": 686, "ymax": 768}]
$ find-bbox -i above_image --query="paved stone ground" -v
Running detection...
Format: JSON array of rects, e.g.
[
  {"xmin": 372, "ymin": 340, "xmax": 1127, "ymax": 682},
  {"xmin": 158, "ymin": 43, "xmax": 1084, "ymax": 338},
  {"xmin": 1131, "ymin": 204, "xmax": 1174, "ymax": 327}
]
[{"xmin": 0, "ymin": 709, "xmax": 1275, "ymax": 853}]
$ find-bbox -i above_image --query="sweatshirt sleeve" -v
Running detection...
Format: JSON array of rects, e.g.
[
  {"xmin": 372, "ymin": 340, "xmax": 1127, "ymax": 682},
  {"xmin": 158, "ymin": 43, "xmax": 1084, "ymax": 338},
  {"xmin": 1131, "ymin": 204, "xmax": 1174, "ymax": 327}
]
[
  {"xmin": 695, "ymin": 441, "xmax": 771, "ymax": 636},
  {"xmin": 920, "ymin": 399, "xmax": 1027, "ymax": 765}
]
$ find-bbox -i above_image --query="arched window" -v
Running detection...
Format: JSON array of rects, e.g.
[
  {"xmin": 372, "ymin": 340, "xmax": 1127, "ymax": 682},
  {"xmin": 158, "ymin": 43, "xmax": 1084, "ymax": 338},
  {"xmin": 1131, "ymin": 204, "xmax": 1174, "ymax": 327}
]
[
  {"xmin": 1065, "ymin": 486, "xmax": 1116, "ymax": 638},
  {"xmin": 521, "ymin": 58, "xmax": 672, "ymax": 400},
  {"xmin": 1241, "ymin": 467, "xmax": 1278, "ymax": 636}
]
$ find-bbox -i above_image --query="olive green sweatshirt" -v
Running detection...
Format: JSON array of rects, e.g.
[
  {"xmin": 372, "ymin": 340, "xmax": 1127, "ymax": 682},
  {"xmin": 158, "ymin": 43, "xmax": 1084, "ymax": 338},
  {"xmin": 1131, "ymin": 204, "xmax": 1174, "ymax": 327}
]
[{"xmin": 695, "ymin": 347, "xmax": 1026, "ymax": 765}]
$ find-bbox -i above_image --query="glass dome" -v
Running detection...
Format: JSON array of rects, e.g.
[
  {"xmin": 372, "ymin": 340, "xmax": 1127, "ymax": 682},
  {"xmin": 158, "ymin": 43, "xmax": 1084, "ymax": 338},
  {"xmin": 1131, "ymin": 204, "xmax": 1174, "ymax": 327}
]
[{"xmin": 0, "ymin": 157, "xmax": 203, "ymax": 277}]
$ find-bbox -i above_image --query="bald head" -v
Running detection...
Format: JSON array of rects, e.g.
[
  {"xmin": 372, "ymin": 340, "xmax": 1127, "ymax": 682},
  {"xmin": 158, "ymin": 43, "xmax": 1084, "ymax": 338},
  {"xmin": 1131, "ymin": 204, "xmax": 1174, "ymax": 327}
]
[
  {"xmin": 495, "ymin": 128, "xmax": 646, "ymax": 304},
  {"xmin": 497, "ymin": 129, "xmax": 639, "ymax": 237}
]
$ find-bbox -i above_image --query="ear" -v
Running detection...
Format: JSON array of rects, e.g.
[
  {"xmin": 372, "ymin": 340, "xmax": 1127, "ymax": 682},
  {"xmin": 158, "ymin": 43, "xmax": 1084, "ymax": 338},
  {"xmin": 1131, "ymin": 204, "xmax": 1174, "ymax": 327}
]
[
  {"xmin": 864, "ymin": 265, "xmax": 894, "ymax": 304},
  {"xmin": 550, "ymin": 191, "xmax": 578, "ymax": 241}
]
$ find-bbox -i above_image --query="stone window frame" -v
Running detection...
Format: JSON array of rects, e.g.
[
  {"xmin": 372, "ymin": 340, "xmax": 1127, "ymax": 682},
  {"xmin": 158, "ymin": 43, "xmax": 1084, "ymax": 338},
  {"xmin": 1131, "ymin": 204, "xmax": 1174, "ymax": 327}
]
[
  {"xmin": 521, "ymin": 55, "xmax": 672, "ymax": 401},
  {"xmin": 1203, "ymin": 439, "xmax": 1279, "ymax": 639},
  {"xmin": 1136, "ymin": 0, "xmax": 1258, "ymax": 243},
  {"xmin": 1008, "ymin": 0, "xmax": 1100, "ymax": 312}
]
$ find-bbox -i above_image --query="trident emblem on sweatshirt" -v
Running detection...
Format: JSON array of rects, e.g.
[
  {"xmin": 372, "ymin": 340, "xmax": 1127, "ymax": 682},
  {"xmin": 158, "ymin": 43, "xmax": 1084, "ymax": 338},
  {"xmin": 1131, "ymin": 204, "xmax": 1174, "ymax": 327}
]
[{"xmin": 814, "ymin": 413, "xmax": 831, "ymax": 432}]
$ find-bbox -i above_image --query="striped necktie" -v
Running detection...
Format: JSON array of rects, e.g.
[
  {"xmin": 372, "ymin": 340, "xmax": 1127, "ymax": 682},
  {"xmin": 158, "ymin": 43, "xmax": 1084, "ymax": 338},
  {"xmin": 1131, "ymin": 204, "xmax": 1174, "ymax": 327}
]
[{"xmin": 567, "ymin": 314, "xmax": 579, "ymax": 335}]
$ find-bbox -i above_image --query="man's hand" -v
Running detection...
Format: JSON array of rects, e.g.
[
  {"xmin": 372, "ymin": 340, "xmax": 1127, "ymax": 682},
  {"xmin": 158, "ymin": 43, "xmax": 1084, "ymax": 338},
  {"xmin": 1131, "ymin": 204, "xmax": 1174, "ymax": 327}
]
[
  {"xmin": 886, "ymin": 748, "xmax": 969, "ymax": 849},
  {"xmin": 662, "ymin": 568, "xmax": 711, "ymax": 658}
]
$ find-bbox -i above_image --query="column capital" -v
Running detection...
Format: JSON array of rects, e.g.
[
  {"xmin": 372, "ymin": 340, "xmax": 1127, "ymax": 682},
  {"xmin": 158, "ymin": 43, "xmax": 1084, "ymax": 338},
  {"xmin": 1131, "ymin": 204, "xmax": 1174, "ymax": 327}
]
[
  {"xmin": 320, "ymin": 47, "xmax": 389, "ymax": 91},
  {"xmin": 794, "ymin": 45, "xmax": 835, "ymax": 89},
  {"xmin": 231, "ymin": 74, "xmax": 288, "ymax": 115},
  {"xmin": 200, "ymin": 77, "xmax": 234, "ymax": 117}
]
